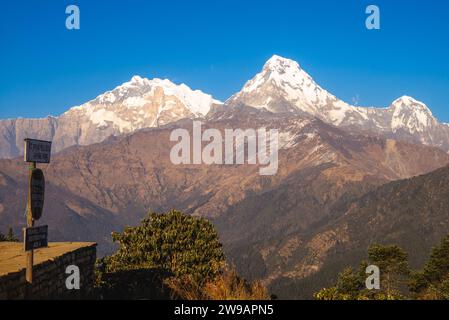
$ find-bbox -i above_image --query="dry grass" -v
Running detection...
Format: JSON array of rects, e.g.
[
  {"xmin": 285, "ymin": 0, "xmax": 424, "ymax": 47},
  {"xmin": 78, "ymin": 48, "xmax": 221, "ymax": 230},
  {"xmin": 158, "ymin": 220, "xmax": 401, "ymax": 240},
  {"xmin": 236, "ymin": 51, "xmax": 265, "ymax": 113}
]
[{"xmin": 165, "ymin": 267, "xmax": 270, "ymax": 300}]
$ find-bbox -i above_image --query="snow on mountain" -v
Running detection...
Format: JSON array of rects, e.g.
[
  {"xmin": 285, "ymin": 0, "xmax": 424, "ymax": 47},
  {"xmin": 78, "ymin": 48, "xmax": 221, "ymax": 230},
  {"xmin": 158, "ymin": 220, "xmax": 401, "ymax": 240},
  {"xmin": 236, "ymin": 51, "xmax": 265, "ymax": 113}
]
[
  {"xmin": 0, "ymin": 76, "xmax": 222, "ymax": 158},
  {"xmin": 389, "ymin": 96, "xmax": 434, "ymax": 133},
  {"xmin": 229, "ymin": 55, "xmax": 449, "ymax": 151},
  {"xmin": 0, "ymin": 56, "xmax": 448, "ymax": 159},
  {"xmin": 108, "ymin": 76, "xmax": 221, "ymax": 116},
  {"xmin": 228, "ymin": 55, "xmax": 353, "ymax": 118},
  {"xmin": 67, "ymin": 75, "xmax": 221, "ymax": 133}
]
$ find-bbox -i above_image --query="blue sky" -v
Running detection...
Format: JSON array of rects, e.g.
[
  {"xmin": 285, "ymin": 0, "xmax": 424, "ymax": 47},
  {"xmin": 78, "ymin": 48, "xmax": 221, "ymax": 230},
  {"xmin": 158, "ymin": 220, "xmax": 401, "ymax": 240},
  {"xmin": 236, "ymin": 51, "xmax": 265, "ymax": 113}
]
[{"xmin": 1, "ymin": 0, "xmax": 448, "ymax": 122}]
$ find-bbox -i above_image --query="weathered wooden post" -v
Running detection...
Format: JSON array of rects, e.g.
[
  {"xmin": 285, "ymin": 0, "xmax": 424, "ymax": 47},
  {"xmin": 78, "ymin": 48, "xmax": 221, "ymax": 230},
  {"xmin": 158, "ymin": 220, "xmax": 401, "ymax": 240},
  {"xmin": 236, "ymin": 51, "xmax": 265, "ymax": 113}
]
[
  {"xmin": 25, "ymin": 161, "xmax": 36, "ymax": 292},
  {"xmin": 23, "ymin": 139, "xmax": 52, "ymax": 299}
]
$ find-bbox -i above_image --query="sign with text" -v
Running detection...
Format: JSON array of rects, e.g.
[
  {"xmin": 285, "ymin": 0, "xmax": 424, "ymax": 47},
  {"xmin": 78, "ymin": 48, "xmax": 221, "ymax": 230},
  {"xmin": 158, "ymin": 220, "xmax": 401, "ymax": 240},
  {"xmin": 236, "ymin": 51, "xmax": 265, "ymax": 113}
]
[
  {"xmin": 24, "ymin": 139, "xmax": 52, "ymax": 163},
  {"xmin": 23, "ymin": 225, "xmax": 48, "ymax": 251},
  {"xmin": 30, "ymin": 168, "xmax": 45, "ymax": 220}
]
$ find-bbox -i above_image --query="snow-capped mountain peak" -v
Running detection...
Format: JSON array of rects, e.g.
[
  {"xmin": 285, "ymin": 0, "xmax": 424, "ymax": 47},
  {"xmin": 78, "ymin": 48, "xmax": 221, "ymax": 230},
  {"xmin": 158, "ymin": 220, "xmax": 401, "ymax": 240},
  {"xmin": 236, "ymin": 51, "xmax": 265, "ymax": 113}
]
[
  {"xmin": 73, "ymin": 76, "xmax": 222, "ymax": 114},
  {"xmin": 389, "ymin": 96, "xmax": 435, "ymax": 134},
  {"xmin": 263, "ymin": 55, "xmax": 302, "ymax": 73},
  {"xmin": 63, "ymin": 75, "xmax": 222, "ymax": 138},
  {"xmin": 128, "ymin": 75, "xmax": 148, "ymax": 86},
  {"xmin": 229, "ymin": 55, "xmax": 346, "ymax": 115},
  {"xmin": 229, "ymin": 55, "xmax": 449, "ymax": 151},
  {"xmin": 262, "ymin": 55, "xmax": 316, "ymax": 92},
  {"xmin": 256, "ymin": 54, "xmax": 315, "ymax": 92},
  {"xmin": 2, "ymin": 55, "xmax": 449, "ymax": 160},
  {"xmin": 391, "ymin": 96, "xmax": 432, "ymax": 113},
  {"xmin": 393, "ymin": 95, "xmax": 420, "ymax": 105}
]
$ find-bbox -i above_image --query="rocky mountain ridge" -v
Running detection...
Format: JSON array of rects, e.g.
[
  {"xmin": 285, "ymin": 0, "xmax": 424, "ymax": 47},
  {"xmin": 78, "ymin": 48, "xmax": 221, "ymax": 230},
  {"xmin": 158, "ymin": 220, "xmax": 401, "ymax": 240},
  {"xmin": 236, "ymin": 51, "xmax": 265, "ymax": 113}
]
[{"xmin": 1, "ymin": 55, "xmax": 448, "ymax": 159}]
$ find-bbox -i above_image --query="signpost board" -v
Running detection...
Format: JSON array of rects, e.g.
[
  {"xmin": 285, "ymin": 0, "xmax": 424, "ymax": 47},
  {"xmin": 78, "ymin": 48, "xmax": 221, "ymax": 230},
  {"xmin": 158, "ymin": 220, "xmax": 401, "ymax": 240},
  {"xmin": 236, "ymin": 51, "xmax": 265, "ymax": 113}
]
[
  {"xmin": 23, "ymin": 225, "xmax": 48, "ymax": 251},
  {"xmin": 24, "ymin": 139, "xmax": 52, "ymax": 164},
  {"xmin": 23, "ymin": 138, "xmax": 52, "ymax": 298},
  {"xmin": 29, "ymin": 168, "xmax": 45, "ymax": 220}
]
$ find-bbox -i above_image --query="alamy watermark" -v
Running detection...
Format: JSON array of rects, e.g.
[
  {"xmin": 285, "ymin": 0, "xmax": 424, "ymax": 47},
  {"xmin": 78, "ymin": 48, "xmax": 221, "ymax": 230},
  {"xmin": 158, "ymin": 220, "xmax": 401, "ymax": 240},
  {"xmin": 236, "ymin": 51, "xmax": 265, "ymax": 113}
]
[
  {"xmin": 365, "ymin": 5, "xmax": 380, "ymax": 30},
  {"xmin": 170, "ymin": 121, "xmax": 279, "ymax": 176},
  {"xmin": 365, "ymin": 265, "xmax": 380, "ymax": 290},
  {"xmin": 66, "ymin": 5, "xmax": 80, "ymax": 30},
  {"xmin": 65, "ymin": 265, "xmax": 80, "ymax": 290}
]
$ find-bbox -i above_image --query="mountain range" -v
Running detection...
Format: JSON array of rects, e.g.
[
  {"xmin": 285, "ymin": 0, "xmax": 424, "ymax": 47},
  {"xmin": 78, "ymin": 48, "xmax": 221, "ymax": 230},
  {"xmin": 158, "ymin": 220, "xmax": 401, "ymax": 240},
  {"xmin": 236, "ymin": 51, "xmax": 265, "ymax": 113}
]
[
  {"xmin": 266, "ymin": 163, "xmax": 449, "ymax": 298},
  {"xmin": 1, "ymin": 55, "xmax": 449, "ymax": 159},
  {"xmin": 228, "ymin": 56, "xmax": 449, "ymax": 152},
  {"xmin": 0, "ymin": 76, "xmax": 221, "ymax": 159},
  {"xmin": 1, "ymin": 55, "xmax": 448, "ymax": 299}
]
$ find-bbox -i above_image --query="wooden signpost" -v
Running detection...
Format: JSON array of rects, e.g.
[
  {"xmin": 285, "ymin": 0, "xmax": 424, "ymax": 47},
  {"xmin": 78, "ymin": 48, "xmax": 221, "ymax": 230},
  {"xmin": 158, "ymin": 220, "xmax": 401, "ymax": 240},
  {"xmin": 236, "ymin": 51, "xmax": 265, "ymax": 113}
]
[
  {"xmin": 23, "ymin": 138, "xmax": 52, "ymax": 299},
  {"xmin": 24, "ymin": 139, "xmax": 52, "ymax": 164},
  {"xmin": 24, "ymin": 225, "xmax": 48, "ymax": 251}
]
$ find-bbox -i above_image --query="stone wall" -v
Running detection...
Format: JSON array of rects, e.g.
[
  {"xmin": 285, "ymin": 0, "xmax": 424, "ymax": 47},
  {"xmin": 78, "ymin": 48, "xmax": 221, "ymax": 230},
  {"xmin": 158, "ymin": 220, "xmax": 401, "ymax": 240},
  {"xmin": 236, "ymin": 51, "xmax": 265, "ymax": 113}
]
[{"xmin": 0, "ymin": 242, "xmax": 97, "ymax": 300}]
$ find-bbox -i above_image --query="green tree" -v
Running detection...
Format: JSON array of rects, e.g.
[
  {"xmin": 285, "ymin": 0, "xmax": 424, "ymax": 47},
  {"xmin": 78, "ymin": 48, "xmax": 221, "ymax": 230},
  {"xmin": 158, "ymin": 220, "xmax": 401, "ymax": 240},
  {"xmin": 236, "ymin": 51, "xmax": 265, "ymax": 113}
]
[
  {"xmin": 96, "ymin": 210, "xmax": 225, "ymax": 299},
  {"xmin": 102, "ymin": 210, "xmax": 224, "ymax": 280},
  {"xmin": 0, "ymin": 227, "xmax": 18, "ymax": 242},
  {"xmin": 315, "ymin": 266, "xmax": 365, "ymax": 300},
  {"xmin": 367, "ymin": 244, "xmax": 409, "ymax": 298},
  {"xmin": 6, "ymin": 227, "xmax": 18, "ymax": 242},
  {"xmin": 315, "ymin": 244, "xmax": 409, "ymax": 300},
  {"xmin": 409, "ymin": 235, "xmax": 449, "ymax": 299}
]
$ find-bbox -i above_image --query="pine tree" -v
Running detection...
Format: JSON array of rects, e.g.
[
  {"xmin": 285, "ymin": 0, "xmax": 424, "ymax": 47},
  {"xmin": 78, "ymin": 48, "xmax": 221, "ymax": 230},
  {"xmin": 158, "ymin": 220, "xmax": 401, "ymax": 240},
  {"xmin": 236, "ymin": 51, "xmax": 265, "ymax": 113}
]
[
  {"xmin": 410, "ymin": 235, "xmax": 449, "ymax": 299},
  {"xmin": 6, "ymin": 227, "xmax": 18, "ymax": 242},
  {"xmin": 367, "ymin": 244, "xmax": 409, "ymax": 298},
  {"xmin": 315, "ymin": 244, "xmax": 409, "ymax": 300}
]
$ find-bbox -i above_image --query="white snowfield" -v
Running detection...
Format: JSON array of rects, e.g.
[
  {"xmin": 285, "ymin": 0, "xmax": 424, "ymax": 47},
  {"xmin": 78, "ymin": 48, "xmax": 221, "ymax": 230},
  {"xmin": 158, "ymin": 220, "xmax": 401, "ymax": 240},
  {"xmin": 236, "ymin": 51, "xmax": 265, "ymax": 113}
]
[
  {"xmin": 1, "ymin": 54, "xmax": 448, "ymax": 160},
  {"xmin": 66, "ymin": 55, "xmax": 443, "ymax": 139},
  {"xmin": 229, "ymin": 55, "xmax": 447, "ymax": 143},
  {"xmin": 63, "ymin": 54, "xmax": 449, "ymax": 151},
  {"xmin": 67, "ymin": 75, "xmax": 222, "ymax": 132}
]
